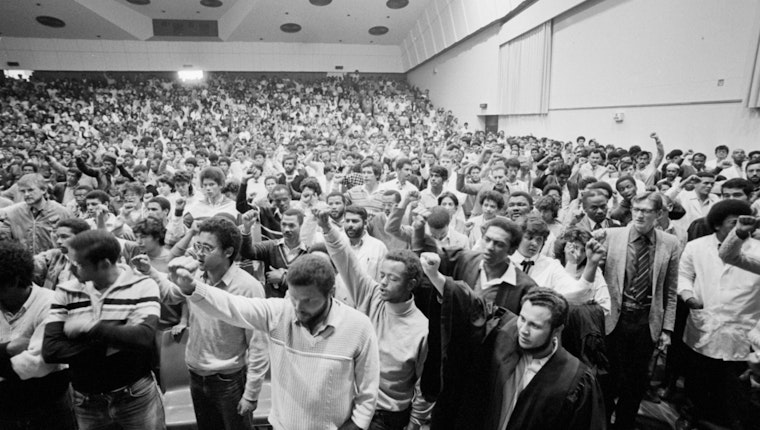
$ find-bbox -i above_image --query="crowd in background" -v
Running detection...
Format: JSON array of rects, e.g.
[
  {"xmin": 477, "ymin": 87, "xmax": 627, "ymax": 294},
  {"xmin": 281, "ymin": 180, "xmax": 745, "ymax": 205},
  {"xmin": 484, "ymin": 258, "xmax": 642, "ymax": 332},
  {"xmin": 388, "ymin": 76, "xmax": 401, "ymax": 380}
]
[{"xmin": 1, "ymin": 72, "xmax": 760, "ymax": 430}]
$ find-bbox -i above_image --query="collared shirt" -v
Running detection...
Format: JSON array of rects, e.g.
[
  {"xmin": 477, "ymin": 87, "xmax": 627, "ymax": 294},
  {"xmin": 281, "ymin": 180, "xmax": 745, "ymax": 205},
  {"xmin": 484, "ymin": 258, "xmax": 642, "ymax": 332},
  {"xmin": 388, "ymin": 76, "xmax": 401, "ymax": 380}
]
[
  {"xmin": 624, "ymin": 227, "xmax": 657, "ymax": 308},
  {"xmin": 151, "ymin": 263, "xmax": 268, "ymax": 401},
  {"xmin": 679, "ymin": 233, "xmax": 760, "ymax": 360},
  {"xmin": 277, "ymin": 239, "xmax": 309, "ymax": 264},
  {"xmin": 510, "ymin": 252, "xmax": 603, "ymax": 308},
  {"xmin": 350, "ymin": 233, "xmax": 389, "ymax": 282},
  {"xmin": 433, "ymin": 228, "xmax": 470, "ymax": 250},
  {"xmin": 675, "ymin": 190, "xmax": 720, "ymax": 229},
  {"xmin": 33, "ymin": 248, "xmax": 75, "ymax": 290},
  {"xmin": 578, "ymin": 164, "xmax": 609, "ymax": 181},
  {"xmin": 189, "ymin": 285, "xmax": 380, "ymax": 430},
  {"xmin": 378, "ymin": 179, "xmax": 419, "ymax": 199},
  {"xmin": 477, "ymin": 260, "xmax": 518, "ymax": 305},
  {"xmin": 185, "ymin": 195, "xmax": 239, "ymax": 221}
]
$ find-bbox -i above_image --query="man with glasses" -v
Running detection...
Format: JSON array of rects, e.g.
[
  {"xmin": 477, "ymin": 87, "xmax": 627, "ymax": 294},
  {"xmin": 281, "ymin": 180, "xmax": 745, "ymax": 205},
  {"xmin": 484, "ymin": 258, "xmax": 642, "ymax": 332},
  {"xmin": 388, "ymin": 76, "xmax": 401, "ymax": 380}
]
[
  {"xmin": 593, "ymin": 191, "xmax": 681, "ymax": 430},
  {"xmin": 132, "ymin": 217, "xmax": 268, "ymax": 430}
]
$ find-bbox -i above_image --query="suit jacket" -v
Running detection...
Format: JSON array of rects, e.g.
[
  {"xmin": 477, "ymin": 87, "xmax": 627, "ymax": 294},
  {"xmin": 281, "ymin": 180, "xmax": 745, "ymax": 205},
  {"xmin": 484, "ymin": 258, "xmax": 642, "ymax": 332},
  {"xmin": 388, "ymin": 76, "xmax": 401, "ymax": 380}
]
[{"xmin": 601, "ymin": 226, "xmax": 680, "ymax": 340}]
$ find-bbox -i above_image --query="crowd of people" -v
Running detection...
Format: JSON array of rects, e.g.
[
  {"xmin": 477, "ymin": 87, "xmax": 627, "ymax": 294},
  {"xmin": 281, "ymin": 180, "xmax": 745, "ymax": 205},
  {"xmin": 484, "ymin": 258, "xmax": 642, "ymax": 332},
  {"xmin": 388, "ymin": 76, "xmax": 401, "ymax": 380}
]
[{"xmin": 0, "ymin": 71, "xmax": 759, "ymax": 430}]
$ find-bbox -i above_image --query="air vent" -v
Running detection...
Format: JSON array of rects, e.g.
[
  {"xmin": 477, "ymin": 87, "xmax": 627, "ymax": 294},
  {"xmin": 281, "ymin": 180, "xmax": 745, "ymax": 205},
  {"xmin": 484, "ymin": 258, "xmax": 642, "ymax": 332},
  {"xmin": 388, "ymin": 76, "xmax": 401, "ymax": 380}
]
[
  {"xmin": 335, "ymin": 65, "xmax": 344, "ymax": 70},
  {"xmin": 7, "ymin": 62, "xmax": 20, "ymax": 67},
  {"xmin": 153, "ymin": 19, "xmax": 218, "ymax": 37}
]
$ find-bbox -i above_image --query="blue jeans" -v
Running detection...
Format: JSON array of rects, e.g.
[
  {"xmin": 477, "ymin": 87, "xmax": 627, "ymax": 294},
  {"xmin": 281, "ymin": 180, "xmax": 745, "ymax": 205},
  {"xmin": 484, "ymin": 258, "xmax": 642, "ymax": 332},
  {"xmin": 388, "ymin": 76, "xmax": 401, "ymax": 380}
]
[
  {"xmin": 190, "ymin": 368, "xmax": 253, "ymax": 430},
  {"xmin": 72, "ymin": 374, "xmax": 166, "ymax": 430}
]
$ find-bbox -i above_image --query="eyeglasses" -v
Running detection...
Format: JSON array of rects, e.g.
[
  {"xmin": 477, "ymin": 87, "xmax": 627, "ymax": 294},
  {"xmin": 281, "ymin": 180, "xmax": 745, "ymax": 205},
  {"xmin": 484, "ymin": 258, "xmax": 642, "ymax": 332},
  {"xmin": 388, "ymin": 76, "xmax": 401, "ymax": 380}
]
[
  {"xmin": 631, "ymin": 207, "xmax": 657, "ymax": 215},
  {"xmin": 193, "ymin": 242, "xmax": 218, "ymax": 255}
]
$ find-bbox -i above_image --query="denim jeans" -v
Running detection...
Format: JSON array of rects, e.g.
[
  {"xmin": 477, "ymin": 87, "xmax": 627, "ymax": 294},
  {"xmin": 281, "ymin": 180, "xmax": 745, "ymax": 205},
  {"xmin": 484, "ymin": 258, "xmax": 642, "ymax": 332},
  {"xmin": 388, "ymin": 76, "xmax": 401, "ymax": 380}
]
[
  {"xmin": 190, "ymin": 368, "xmax": 253, "ymax": 430},
  {"xmin": 369, "ymin": 407, "xmax": 412, "ymax": 430},
  {"xmin": 0, "ymin": 391, "xmax": 77, "ymax": 430},
  {"xmin": 72, "ymin": 374, "xmax": 166, "ymax": 430}
]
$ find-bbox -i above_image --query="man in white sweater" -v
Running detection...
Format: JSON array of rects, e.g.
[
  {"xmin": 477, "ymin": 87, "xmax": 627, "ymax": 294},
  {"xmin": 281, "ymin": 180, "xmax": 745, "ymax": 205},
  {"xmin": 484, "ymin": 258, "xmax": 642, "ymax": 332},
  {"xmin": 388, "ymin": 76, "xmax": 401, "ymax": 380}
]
[{"xmin": 318, "ymin": 208, "xmax": 431, "ymax": 430}]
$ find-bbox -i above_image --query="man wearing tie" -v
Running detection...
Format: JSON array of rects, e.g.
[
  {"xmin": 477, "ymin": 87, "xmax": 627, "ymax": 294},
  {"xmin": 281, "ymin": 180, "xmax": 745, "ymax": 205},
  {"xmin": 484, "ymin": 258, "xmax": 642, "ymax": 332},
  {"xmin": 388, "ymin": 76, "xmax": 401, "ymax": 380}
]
[{"xmin": 595, "ymin": 191, "xmax": 680, "ymax": 430}]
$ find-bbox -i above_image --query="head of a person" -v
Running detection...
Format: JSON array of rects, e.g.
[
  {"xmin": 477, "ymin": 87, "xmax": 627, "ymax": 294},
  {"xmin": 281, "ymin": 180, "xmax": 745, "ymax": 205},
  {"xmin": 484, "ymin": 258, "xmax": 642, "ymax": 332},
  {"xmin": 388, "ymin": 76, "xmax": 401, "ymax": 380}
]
[
  {"xmin": 66, "ymin": 168, "xmax": 82, "ymax": 186},
  {"xmin": 582, "ymin": 189, "xmax": 610, "ymax": 224},
  {"xmin": 636, "ymin": 151, "xmax": 651, "ymax": 168},
  {"xmin": 282, "ymin": 156, "xmax": 297, "ymax": 174},
  {"xmin": 588, "ymin": 149, "xmax": 605, "ymax": 167},
  {"xmin": 630, "ymin": 191, "xmax": 664, "ymax": 234},
  {"xmin": 17, "ymin": 174, "xmax": 47, "ymax": 206},
  {"xmin": 0, "ymin": 242, "xmax": 34, "ymax": 302},
  {"xmin": 616, "ymin": 176, "xmax": 638, "ymax": 201},
  {"xmin": 692, "ymin": 153, "xmax": 707, "ymax": 171},
  {"xmin": 146, "ymin": 196, "xmax": 171, "ymax": 220},
  {"xmin": 84, "ymin": 190, "xmax": 110, "ymax": 216},
  {"xmin": 480, "ymin": 190, "xmax": 505, "ymax": 219},
  {"xmin": 199, "ymin": 166, "xmax": 226, "ymax": 200},
  {"xmin": 378, "ymin": 250, "xmax": 423, "ymax": 303},
  {"xmin": 428, "ymin": 165, "xmax": 449, "ymax": 190},
  {"xmin": 74, "ymin": 185, "xmax": 93, "ymax": 207},
  {"xmin": 382, "ymin": 190, "xmax": 402, "ymax": 216},
  {"xmin": 264, "ymin": 175, "xmax": 278, "ymax": 194},
  {"xmin": 518, "ymin": 287, "xmax": 569, "ymax": 354},
  {"xmin": 426, "ymin": 206, "xmax": 451, "ymax": 241},
  {"xmin": 132, "ymin": 165, "xmax": 149, "ymax": 183},
  {"xmin": 553, "ymin": 228, "xmax": 592, "ymax": 266},
  {"xmin": 706, "ymin": 199, "xmax": 752, "ymax": 241},
  {"xmin": 184, "ymin": 157, "xmax": 198, "ymax": 174},
  {"xmin": 542, "ymin": 185, "xmax": 562, "ymax": 203},
  {"xmin": 745, "ymin": 159, "xmax": 760, "ymax": 185},
  {"xmin": 21, "ymin": 162, "xmax": 38, "ymax": 176},
  {"xmin": 535, "ymin": 195, "xmax": 560, "ymax": 224},
  {"xmin": 361, "ymin": 160, "xmax": 382, "ymax": 184},
  {"xmin": 194, "ymin": 216, "xmax": 241, "ymax": 272},
  {"xmin": 665, "ymin": 163, "xmax": 680, "ymax": 180},
  {"xmin": 732, "ymin": 148, "xmax": 746, "ymax": 165},
  {"xmin": 326, "ymin": 192, "xmax": 347, "ymax": 220},
  {"xmin": 715, "ymin": 145, "xmax": 729, "ymax": 159},
  {"xmin": 286, "ymin": 254, "xmax": 336, "ymax": 326},
  {"xmin": 156, "ymin": 175, "xmax": 174, "ymax": 196},
  {"xmin": 481, "ymin": 217, "xmax": 523, "ymax": 265},
  {"xmin": 468, "ymin": 165, "xmax": 482, "ymax": 183},
  {"xmin": 270, "ymin": 184, "xmax": 292, "ymax": 213},
  {"xmin": 437, "ymin": 192, "xmax": 459, "ymax": 217},
  {"xmin": 506, "ymin": 191, "xmax": 533, "ymax": 221},
  {"xmin": 54, "ymin": 218, "xmax": 90, "ymax": 253},
  {"xmin": 68, "ymin": 230, "xmax": 122, "ymax": 286},
  {"xmin": 122, "ymin": 182, "xmax": 145, "ymax": 209},
  {"xmin": 517, "ymin": 215, "xmax": 550, "ymax": 258},
  {"xmin": 281, "ymin": 208, "xmax": 304, "ymax": 242},
  {"xmin": 173, "ymin": 171, "xmax": 194, "ymax": 197},
  {"xmin": 343, "ymin": 205, "xmax": 367, "ymax": 239},
  {"xmin": 134, "ymin": 216, "xmax": 166, "ymax": 253},
  {"xmin": 395, "ymin": 157, "xmax": 413, "ymax": 182},
  {"xmin": 694, "ymin": 172, "xmax": 716, "ymax": 197},
  {"xmin": 721, "ymin": 178, "xmax": 753, "ymax": 201}
]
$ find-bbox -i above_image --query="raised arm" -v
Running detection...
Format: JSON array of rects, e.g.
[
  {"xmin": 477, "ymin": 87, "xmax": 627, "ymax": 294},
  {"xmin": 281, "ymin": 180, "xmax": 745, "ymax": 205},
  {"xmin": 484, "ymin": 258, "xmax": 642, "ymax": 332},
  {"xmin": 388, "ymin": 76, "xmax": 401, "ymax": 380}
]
[{"xmin": 718, "ymin": 218, "xmax": 760, "ymax": 275}]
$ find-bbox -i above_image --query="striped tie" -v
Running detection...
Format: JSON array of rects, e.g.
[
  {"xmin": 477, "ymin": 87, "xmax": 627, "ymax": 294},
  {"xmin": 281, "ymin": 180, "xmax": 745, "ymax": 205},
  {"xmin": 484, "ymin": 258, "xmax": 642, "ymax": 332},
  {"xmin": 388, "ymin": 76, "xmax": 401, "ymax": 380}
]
[{"xmin": 630, "ymin": 236, "xmax": 651, "ymax": 303}]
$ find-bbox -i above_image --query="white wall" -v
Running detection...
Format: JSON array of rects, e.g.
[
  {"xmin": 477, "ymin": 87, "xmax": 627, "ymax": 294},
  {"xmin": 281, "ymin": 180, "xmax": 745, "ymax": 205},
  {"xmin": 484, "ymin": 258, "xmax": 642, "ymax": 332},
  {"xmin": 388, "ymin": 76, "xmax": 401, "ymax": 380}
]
[
  {"xmin": 0, "ymin": 38, "xmax": 404, "ymax": 73},
  {"xmin": 406, "ymin": 25, "xmax": 502, "ymax": 129}
]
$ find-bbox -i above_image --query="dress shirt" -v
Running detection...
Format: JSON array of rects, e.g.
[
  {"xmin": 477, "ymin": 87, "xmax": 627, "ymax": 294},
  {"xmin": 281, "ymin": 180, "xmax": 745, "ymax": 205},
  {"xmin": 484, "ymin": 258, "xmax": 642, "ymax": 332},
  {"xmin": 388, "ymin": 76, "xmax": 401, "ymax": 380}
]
[
  {"xmin": 510, "ymin": 252, "xmax": 598, "ymax": 306},
  {"xmin": 434, "ymin": 229, "xmax": 470, "ymax": 250},
  {"xmin": 679, "ymin": 233, "xmax": 760, "ymax": 360},
  {"xmin": 624, "ymin": 227, "xmax": 656, "ymax": 309},
  {"xmin": 578, "ymin": 164, "xmax": 609, "ymax": 181},
  {"xmin": 185, "ymin": 195, "xmax": 239, "ymax": 221},
  {"xmin": 150, "ymin": 264, "xmax": 268, "ymax": 401},
  {"xmin": 674, "ymin": 190, "xmax": 719, "ymax": 229},
  {"xmin": 476, "ymin": 260, "xmax": 518, "ymax": 305},
  {"xmin": 188, "ymin": 284, "xmax": 380, "ymax": 430}
]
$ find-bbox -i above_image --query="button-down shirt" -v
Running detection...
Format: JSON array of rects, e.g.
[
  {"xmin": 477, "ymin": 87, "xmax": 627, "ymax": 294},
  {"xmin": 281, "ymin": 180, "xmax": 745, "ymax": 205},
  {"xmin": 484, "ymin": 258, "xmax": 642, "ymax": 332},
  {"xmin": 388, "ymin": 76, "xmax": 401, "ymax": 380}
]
[
  {"xmin": 673, "ymin": 190, "xmax": 720, "ymax": 230},
  {"xmin": 350, "ymin": 233, "xmax": 389, "ymax": 282},
  {"xmin": 679, "ymin": 233, "xmax": 760, "ymax": 360},
  {"xmin": 477, "ymin": 260, "xmax": 518, "ymax": 305},
  {"xmin": 185, "ymin": 195, "xmax": 239, "ymax": 221},
  {"xmin": 188, "ymin": 284, "xmax": 380, "ymax": 430}
]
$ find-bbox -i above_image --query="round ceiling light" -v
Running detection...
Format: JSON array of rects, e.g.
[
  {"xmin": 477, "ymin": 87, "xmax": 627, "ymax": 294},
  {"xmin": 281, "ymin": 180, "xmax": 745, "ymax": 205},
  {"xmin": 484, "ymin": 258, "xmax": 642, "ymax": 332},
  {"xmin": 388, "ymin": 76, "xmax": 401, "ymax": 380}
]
[
  {"xmin": 309, "ymin": 0, "xmax": 332, "ymax": 5},
  {"xmin": 200, "ymin": 0, "xmax": 223, "ymax": 7},
  {"xmin": 36, "ymin": 16, "xmax": 65, "ymax": 28},
  {"xmin": 386, "ymin": 0, "xmax": 409, "ymax": 9},
  {"xmin": 369, "ymin": 26, "xmax": 389, "ymax": 36},
  {"xmin": 280, "ymin": 23, "xmax": 302, "ymax": 33},
  {"xmin": 126, "ymin": 0, "xmax": 150, "ymax": 5}
]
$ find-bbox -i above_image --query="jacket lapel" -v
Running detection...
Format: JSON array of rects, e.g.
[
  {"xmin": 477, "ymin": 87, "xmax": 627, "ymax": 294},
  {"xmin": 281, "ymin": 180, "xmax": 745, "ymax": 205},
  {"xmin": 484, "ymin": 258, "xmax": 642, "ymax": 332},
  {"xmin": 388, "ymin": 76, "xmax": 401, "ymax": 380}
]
[{"xmin": 652, "ymin": 230, "xmax": 665, "ymax": 298}]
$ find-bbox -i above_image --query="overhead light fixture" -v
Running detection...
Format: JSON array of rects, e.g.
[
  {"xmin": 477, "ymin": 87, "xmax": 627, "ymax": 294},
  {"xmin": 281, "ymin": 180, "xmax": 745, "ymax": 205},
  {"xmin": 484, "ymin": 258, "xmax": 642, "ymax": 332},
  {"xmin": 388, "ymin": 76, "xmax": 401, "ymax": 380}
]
[
  {"xmin": 280, "ymin": 23, "xmax": 302, "ymax": 33},
  {"xmin": 36, "ymin": 16, "xmax": 65, "ymax": 28},
  {"xmin": 369, "ymin": 26, "xmax": 389, "ymax": 36},
  {"xmin": 309, "ymin": 0, "xmax": 332, "ymax": 5},
  {"xmin": 386, "ymin": 0, "xmax": 409, "ymax": 9},
  {"xmin": 200, "ymin": 0, "xmax": 223, "ymax": 7},
  {"xmin": 178, "ymin": 70, "xmax": 204, "ymax": 82},
  {"xmin": 126, "ymin": 0, "xmax": 150, "ymax": 5}
]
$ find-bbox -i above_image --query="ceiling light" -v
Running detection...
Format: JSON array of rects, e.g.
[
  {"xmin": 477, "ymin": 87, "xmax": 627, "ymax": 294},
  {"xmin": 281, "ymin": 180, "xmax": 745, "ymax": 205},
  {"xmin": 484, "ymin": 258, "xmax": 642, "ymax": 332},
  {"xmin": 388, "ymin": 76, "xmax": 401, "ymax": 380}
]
[
  {"xmin": 200, "ymin": 0, "xmax": 223, "ymax": 7},
  {"xmin": 36, "ymin": 16, "xmax": 65, "ymax": 28},
  {"xmin": 369, "ymin": 26, "xmax": 389, "ymax": 35},
  {"xmin": 386, "ymin": 0, "xmax": 408, "ymax": 9},
  {"xmin": 309, "ymin": 0, "xmax": 332, "ymax": 5},
  {"xmin": 280, "ymin": 23, "xmax": 302, "ymax": 33},
  {"xmin": 126, "ymin": 0, "xmax": 150, "ymax": 5}
]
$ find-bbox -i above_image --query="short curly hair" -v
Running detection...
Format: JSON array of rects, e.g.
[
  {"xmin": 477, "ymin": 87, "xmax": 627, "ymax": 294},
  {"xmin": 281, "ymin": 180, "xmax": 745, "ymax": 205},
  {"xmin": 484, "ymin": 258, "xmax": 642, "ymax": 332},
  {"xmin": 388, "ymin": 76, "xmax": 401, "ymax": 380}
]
[
  {"xmin": 384, "ymin": 250, "xmax": 424, "ymax": 290},
  {"xmin": 287, "ymin": 254, "xmax": 336, "ymax": 296},
  {"xmin": 0, "ymin": 242, "xmax": 34, "ymax": 289},
  {"xmin": 534, "ymin": 195, "xmax": 560, "ymax": 219},
  {"xmin": 198, "ymin": 217, "xmax": 242, "ymax": 263}
]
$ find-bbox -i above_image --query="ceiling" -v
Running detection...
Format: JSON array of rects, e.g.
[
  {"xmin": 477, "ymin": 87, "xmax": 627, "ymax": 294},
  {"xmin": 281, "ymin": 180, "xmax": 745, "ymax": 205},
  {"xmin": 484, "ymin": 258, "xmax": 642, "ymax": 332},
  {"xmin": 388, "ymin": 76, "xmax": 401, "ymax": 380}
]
[{"xmin": 0, "ymin": 0, "xmax": 434, "ymax": 45}]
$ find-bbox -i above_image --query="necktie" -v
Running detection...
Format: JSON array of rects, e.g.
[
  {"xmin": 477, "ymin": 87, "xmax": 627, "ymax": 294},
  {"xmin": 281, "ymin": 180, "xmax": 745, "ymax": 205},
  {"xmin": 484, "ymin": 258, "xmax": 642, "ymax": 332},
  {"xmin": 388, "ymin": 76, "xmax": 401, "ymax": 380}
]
[
  {"xmin": 630, "ymin": 236, "xmax": 651, "ymax": 303},
  {"xmin": 593, "ymin": 223, "xmax": 602, "ymax": 231},
  {"xmin": 521, "ymin": 260, "xmax": 535, "ymax": 274}
]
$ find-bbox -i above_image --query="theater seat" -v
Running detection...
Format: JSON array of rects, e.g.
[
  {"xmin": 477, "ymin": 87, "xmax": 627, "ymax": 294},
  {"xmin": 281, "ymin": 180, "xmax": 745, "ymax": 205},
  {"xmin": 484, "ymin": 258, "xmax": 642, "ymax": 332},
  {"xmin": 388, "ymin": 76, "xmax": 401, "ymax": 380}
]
[{"xmin": 158, "ymin": 328, "xmax": 273, "ymax": 430}]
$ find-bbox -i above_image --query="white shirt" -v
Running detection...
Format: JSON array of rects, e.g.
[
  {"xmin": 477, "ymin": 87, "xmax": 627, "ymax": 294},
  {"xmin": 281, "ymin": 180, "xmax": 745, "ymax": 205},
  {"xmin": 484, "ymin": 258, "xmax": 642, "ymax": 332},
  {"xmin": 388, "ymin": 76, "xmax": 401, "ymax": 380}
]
[
  {"xmin": 674, "ymin": 190, "xmax": 719, "ymax": 229},
  {"xmin": 378, "ymin": 179, "xmax": 419, "ymax": 199},
  {"xmin": 678, "ymin": 233, "xmax": 760, "ymax": 360},
  {"xmin": 510, "ymin": 251, "xmax": 600, "ymax": 306},
  {"xmin": 351, "ymin": 233, "xmax": 389, "ymax": 282}
]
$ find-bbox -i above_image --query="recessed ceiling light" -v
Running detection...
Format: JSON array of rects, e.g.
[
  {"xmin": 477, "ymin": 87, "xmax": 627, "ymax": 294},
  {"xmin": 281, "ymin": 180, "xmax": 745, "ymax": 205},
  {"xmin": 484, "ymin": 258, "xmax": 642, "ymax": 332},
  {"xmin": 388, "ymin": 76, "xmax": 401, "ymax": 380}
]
[
  {"xmin": 280, "ymin": 23, "xmax": 301, "ymax": 33},
  {"xmin": 309, "ymin": 0, "xmax": 332, "ymax": 5},
  {"xmin": 36, "ymin": 16, "xmax": 65, "ymax": 28},
  {"xmin": 127, "ymin": 0, "xmax": 150, "ymax": 4},
  {"xmin": 386, "ymin": 0, "xmax": 408, "ymax": 9},
  {"xmin": 200, "ymin": 0, "xmax": 223, "ymax": 7},
  {"xmin": 369, "ymin": 26, "xmax": 389, "ymax": 36}
]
